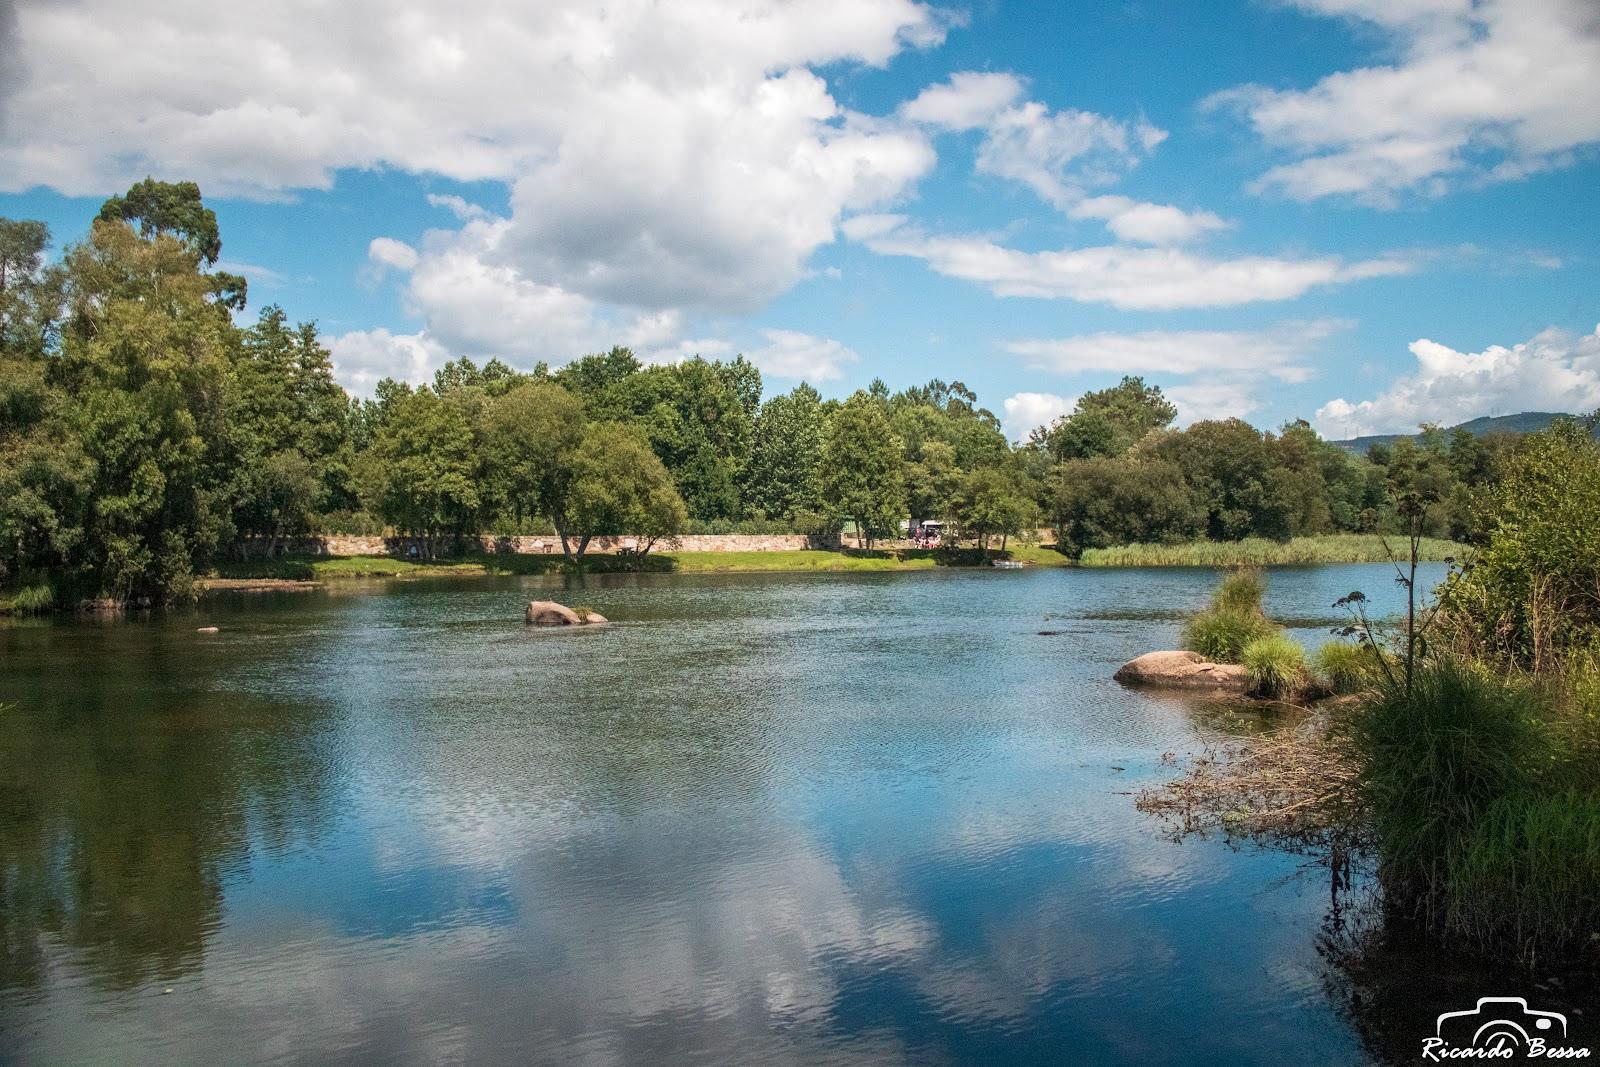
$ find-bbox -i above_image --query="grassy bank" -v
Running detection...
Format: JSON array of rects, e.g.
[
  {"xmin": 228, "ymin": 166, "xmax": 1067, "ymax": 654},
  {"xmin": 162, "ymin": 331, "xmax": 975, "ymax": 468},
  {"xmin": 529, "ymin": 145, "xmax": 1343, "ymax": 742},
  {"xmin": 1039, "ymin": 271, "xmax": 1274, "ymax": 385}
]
[
  {"xmin": 204, "ymin": 544, "xmax": 1073, "ymax": 585},
  {"xmin": 1079, "ymin": 534, "xmax": 1465, "ymax": 567}
]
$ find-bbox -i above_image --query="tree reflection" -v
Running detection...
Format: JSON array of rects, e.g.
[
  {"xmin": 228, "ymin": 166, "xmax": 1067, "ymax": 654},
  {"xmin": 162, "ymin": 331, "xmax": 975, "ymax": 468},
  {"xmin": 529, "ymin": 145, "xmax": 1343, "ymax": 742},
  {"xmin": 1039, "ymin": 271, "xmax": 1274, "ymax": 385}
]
[{"xmin": 0, "ymin": 640, "xmax": 333, "ymax": 995}]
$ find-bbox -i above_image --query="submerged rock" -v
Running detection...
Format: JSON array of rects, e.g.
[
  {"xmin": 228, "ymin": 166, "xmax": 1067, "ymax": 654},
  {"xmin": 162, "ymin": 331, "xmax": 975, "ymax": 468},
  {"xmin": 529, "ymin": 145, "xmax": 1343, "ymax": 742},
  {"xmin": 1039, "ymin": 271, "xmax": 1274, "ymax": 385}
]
[
  {"xmin": 524, "ymin": 600, "xmax": 607, "ymax": 626},
  {"xmin": 1114, "ymin": 650, "xmax": 1251, "ymax": 694}
]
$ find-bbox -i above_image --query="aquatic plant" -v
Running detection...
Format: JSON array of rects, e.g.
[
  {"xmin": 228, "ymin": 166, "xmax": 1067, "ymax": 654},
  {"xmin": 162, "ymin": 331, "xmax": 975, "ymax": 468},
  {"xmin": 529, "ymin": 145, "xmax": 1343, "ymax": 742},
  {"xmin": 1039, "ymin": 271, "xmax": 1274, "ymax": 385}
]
[
  {"xmin": 1181, "ymin": 610, "xmax": 1274, "ymax": 663},
  {"xmin": 1314, "ymin": 640, "xmax": 1380, "ymax": 694},
  {"xmin": 1078, "ymin": 534, "xmax": 1464, "ymax": 568},
  {"xmin": 1241, "ymin": 633, "xmax": 1307, "ymax": 698}
]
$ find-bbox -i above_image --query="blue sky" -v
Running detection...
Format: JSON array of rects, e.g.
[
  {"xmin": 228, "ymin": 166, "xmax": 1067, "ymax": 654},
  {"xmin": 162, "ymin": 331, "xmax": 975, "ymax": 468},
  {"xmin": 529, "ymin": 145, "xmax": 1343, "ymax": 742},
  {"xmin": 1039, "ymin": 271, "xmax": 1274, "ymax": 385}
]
[{"xmin": 2, "ymin": 0, "xmax": 1597, "ymax": 439}]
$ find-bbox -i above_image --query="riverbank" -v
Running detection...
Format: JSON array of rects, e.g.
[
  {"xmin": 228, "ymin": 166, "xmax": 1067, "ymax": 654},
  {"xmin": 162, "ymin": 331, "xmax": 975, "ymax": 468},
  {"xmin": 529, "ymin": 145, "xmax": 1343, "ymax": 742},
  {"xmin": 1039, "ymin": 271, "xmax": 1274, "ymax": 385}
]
[
  {"xmin": 188, "ymin": 535, "xmax": 1467, "ymax": 592},
  {"xmin": 1078, "ymin": 533, "xmax": 1464, "ymax": 567},
  {"xmin": 198, "ymin": 545, "xmax": 1074, "ymax": 588}
]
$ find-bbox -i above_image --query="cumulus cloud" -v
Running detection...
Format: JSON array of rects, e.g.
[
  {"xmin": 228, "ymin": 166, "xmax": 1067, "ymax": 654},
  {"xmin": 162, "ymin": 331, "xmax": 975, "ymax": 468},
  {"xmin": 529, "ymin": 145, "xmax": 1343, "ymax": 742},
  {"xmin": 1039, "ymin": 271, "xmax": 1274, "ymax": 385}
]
[
  {"xmin": 746, "ymin": 329, "xmax": 860, "ymax": 382},
  {"xmin": 0, "ymin": 0, "xmax": 949, "ymax": 384},
  {"xmin": 328, "ymin": 328, "xmax": 450, "ymax": 395},
  {"xmin": 852, "ymin": 219, "xmax": 1410, "ymax": 309},
  {"xmin": 1006, "ymin": 321, "xmax": 1346, "ymax": 427},
  {"xmin": 901, "ymin": 71, "xmax": 1215, "ymax": 246},
  {"xmin": 1314, "ymin": 323, "xmax": 1600, "ymax": 437},
  {"xmin": 1209, "ymin": 0, "xmax": 1600, "ymax": 203},
  {"xmin": 1000, "ymin": 391, "xmax": 1077, "ymax": 441}
]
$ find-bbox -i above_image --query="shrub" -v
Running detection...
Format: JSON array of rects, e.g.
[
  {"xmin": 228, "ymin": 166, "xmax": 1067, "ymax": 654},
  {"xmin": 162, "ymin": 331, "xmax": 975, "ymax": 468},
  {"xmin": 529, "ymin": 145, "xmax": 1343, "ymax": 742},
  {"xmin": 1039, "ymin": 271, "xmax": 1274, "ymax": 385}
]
[
  {"xmin": 1, "ymin": 581, "xmax": 55, "ymax": 614},
  {"xmin": 1343, "ymin": 660, "xmax": 1550, "ymax": 901},
  {"xmin": 1242, "ymin": 633, "xmax": 1307, "ymax": 698},
  {"xmin": 1213, "ymin": 567, "xmax": 1265, "ymax": 615},
  {"xmin": 1446, "ymin": 790, "xmax": 1600, "ymax": 962},
  {"xmin": 1181, "ymin": 609, "xmax": 1274, "ymax": 663},
  {"xmin": 1315, "ymin": 640, "xmax": 1382, "ymax": 694}
]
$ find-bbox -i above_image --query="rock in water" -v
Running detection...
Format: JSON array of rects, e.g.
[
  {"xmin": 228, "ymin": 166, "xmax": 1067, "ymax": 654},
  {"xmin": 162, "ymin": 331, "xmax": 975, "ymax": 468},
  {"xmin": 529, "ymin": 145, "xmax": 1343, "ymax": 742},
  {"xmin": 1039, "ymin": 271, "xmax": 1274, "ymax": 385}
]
[
  {"xmin": 196, "ymin": 626, "xmax": 220, "ymax": 633},
  {"xmin": 525, "ymin": 600, "xmax": 584, "ymax": 626},
  {"xmin": 1114, "ymin": 650, "xmax": 1251, "ymax": 694},
  {"xmin": 581, "ymin": 610, "xmax": 608, "ymax": 624}
]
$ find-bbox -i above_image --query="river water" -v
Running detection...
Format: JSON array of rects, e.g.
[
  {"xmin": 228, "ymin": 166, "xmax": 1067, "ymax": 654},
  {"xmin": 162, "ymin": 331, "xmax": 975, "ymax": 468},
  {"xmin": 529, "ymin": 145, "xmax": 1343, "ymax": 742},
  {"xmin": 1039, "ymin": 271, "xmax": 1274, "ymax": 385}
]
[{"xmin": 0, "ymin": 564, "xmax": 1450, "ymax": 1065}]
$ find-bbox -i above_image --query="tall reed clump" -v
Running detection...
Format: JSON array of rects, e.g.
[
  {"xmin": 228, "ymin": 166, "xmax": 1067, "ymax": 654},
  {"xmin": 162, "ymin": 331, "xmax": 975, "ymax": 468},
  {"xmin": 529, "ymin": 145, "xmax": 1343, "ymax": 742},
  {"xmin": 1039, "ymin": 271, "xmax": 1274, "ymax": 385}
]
[
  {"xmin": 1340, "ymin": 658, "xmax": 1600, "ymax": 961},
  {"xmin": 1314, "ymin": 640, "xmax": 1381, "ymax": 694},
  {"xmin": 1180, "ymin": 567, "xmax": 1274, "ymax": 663},
  {"xmin": 0, "ymin": 580, "xmax": 54, "ymax": 615},
  {"xmin": 1241, "ymin": 633, "xmax": 1307, "ymax": 698}
]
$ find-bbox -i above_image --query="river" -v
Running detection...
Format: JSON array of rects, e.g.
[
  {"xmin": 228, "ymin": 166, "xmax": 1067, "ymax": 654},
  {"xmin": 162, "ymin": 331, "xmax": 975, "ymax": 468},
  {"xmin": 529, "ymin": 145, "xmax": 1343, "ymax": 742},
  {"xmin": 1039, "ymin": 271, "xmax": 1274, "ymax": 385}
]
[{"xmin": 0, "ymin": 564, "xmax": 1452, "ymax": 1064}]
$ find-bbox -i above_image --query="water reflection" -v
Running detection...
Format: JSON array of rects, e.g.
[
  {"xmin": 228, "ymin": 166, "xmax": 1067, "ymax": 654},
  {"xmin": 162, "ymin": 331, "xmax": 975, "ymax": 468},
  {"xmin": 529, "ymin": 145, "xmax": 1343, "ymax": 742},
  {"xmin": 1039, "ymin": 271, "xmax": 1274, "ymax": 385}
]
[{"xmin": 0, "ymin": 565, "xmax": 1448, "ymax": 1063}]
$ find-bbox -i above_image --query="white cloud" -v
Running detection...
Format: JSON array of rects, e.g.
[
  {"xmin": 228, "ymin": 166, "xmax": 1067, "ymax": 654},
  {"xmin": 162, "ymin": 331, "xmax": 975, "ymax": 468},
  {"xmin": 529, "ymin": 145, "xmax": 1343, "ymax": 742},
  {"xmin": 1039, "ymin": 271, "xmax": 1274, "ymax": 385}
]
[
  {"xmin": 328, "ymin": 328, "xmax": 450, "ymax": 395},
  {"xmin": 0, "ymin": 0, "xmax": 949, "ymax": 384},
  {"xmin": 1314, "ymin": 323, "xmax": 1600, "ymax": 437},
  {"xmin": 1001, "ymin": 391, "xmax": 1077, "ymax": 441},
  {"xmin": 425, "ymin": 193, "xmax": 488, "ymax": 221},
  {"xmin": 901, "ymin": 72, "xmax": 1214, "ymax": 246},
  {"xmin": 1210, "ymin": 0, "xmax": 1600, "ymax": 203},
  {"xmin": 1069, "ymin": 195, "xmax": 1230, "ymax": 245},
  {"xmin": 746, "ymin": 329, "xmax": 860, "ymax": 382},
  {"xmin": 898, "ymin": 71, "xmax": 1023, "ymax": 130},
  {"xmin": 367, "ymin": 237, "xmax": 419, "ymax": 272},
  {"xmin": 853, "ymin": 219, "xmax": 1411, "ymax": 309},
  {"xmin": 1007, "ymin": 321, "xmax": 1345, "ymax": 427}
]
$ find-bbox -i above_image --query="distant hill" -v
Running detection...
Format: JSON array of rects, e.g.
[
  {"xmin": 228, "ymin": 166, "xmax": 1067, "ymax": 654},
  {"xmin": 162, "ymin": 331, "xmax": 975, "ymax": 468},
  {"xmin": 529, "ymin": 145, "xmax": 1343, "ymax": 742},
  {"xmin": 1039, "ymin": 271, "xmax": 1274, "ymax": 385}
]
[{"xmin": 1332, "ymin": 412, "xmax": 1594, "ymax": 453}]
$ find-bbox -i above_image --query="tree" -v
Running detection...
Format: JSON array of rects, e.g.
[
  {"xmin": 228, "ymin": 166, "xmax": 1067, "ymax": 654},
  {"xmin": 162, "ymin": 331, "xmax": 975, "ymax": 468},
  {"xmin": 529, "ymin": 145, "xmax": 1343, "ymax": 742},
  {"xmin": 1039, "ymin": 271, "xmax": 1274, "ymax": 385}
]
[
  {"xmin": 1145, "ymin": 419, "xmax": 1298, "ymax": 541},
  {"xmin": 1051, "ymin": 456, "xmax": 1203, "ymax": 553},
  {"xmin": 745, "ymin": 383, "xmax": 826, "ymax": 520},
  {"xmin": 821, "ymin": 392, "xmax": 905, "ymax": 549},
  {"xmin": 1034, "ymin": 376, "xmax": 1176, "ymax": 460},
  {"xmin": 953, "ymin": 465, "xmax": 1039, "ymax": 557},
  {"xmin": 567, "ymin": 423, "xmax": 688, "ymax": 557},
  {"xmin": 904, "ymin": 440, "xmax": 961, "ymax": 533},
  {"xmin": 358, "ymin": 387, "xmax": 479, "ymax": 558},
  {"xmin": 225, "ymin": 306, "xmax": 353, "ymax": 554},
  {"xmin": 481, "ymin": 382, "xmax": 587, "ymax": 559}
]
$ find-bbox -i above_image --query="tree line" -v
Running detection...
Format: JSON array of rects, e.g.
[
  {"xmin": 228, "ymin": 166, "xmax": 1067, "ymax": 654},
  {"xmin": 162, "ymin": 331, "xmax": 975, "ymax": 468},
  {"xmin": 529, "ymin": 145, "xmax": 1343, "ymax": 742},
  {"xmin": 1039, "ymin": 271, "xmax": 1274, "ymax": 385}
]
[{"xmin": 0, "ymin": 181, "xmax": 1555, "ymax": 604}]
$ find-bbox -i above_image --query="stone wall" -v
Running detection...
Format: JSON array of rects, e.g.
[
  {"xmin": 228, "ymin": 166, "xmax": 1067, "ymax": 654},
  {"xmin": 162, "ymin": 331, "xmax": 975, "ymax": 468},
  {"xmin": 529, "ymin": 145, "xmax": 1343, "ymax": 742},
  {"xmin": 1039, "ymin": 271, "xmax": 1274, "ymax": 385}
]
[{"xmin": 280, "ymin": 532, "xmax": 839, "ymax": 557}]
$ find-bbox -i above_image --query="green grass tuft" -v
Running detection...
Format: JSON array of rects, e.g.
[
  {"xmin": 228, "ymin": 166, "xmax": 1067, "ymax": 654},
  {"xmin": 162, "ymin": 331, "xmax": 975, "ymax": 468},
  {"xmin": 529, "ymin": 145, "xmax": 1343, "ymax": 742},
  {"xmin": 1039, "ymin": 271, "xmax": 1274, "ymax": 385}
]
[
  {"xmin": 1212, "ymin": 567, "xmax": 1265, "ymax": 615},
  {"xmin": 0, "ymin": 580, "xmax": 54, "ymax": 615},
  {"xmin": 1181, "ymin": 609, "xmax": 1275, "ymax": 663},
  {"xmin": 1315, "ymin": 640, "xmax": 1383, "ymax": 694},
  {"xmin": 1241, "ymin": 633, "xmax": 1308, "ymax": 698}
]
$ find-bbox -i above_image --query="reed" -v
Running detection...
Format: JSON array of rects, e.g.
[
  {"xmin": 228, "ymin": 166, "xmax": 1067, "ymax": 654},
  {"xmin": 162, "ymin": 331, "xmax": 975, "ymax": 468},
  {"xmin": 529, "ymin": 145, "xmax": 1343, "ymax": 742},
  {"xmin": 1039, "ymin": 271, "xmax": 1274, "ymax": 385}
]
[{"xmin": 1078, "ymin": 534, "xmax": 1464, "ymax": 568}]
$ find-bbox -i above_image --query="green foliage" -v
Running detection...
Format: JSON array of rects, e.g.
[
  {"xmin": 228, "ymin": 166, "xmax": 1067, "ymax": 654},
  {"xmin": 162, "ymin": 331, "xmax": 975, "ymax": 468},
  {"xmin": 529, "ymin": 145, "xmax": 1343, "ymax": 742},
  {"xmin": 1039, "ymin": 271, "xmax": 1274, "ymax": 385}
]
[
  {"xmin": 1443, "ymin": 418, "xmax": 1600, "ymax": 668},
  {"xmin": 1051, "ymin": 455, "xmax": 1202, "ymax": 552},
  {"xmin": 1444, "ymin": 790, "xmax": 1600, "ymax": 961},
  {"xmin": 1213, "ymin": 567, "xmax": 1265, "ymax": 615},
  {"xmin": 568, "ymin": 422, "xmax": 688, "ymax": 554},
  {"xmin": 951, "ymin": 464, "xmax": 1039, "ymax": 554},
  {"xmin": 1315, "ymin": 640, "xmax": 1381, "ymax": 694},
  {"xmin": 820, "ymin": 392, "xmax": 905, "ymax": 548},
  {"xmin": 356, "ymin": 386, "xmax": 479, "ymax": 557},
  {"xmin": 1241, "ymin": 633, "xmax": 1307, "ymax": 698},
  {"xmin": 1181, "ymin": 610, "xmax": 1274, "ymax": 663},
  {"xmin": 1344, "ymin": 661, "xmax": 1550, "ymax": 906},
  {"xmin": 0, "ymin": 579, "xmax": 54, "ymax": 614},
  {"xmin": 1032, "ymin": 376, "xmax": 1176, "ymax": 460},
  {"xmin": 744, "ymin": 383, "xmax": 826, "ymax": 521},
  {"xmin": 1077, "ymin": 534, "xmax": 1463, "ymax": 567}
]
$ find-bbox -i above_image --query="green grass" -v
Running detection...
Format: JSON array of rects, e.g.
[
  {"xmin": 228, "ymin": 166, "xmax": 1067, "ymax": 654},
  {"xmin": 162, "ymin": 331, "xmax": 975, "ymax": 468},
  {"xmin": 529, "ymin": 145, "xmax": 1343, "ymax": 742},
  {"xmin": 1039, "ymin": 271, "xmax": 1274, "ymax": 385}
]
[
  {"xmin": 1182, "ymin": 609, "xmax": 1275, "ymax": 663},
  {"xmin": 206, "ymin": 544, "xmax": 1074, "ymax": 584},
  {"xmin": 1241, "ymin": 632, "xmax": 1308, "ymax": 698},
  {"xmin": 0, "ymin": 580, "xmax": 54, "ymax": 615},
  {"xmin": 1315, "ymin": 640, "xmax": 1383, "ymax": 694},
  {"xmin": 1078, "ymin": 534, "xmax": 1466, "ymax": 567}
]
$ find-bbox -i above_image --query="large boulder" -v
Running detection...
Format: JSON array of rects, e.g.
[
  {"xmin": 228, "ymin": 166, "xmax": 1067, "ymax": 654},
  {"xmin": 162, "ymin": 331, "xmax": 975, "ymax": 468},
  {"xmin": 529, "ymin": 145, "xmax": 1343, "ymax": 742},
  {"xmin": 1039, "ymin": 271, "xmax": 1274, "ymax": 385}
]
[
  {"xmin": 524, "ymin": 600, "xmax": 607, "ymax": 626},
  {"xmin": 1114, "ymin": 650, "xmax": 1251, "ymax": 694}
]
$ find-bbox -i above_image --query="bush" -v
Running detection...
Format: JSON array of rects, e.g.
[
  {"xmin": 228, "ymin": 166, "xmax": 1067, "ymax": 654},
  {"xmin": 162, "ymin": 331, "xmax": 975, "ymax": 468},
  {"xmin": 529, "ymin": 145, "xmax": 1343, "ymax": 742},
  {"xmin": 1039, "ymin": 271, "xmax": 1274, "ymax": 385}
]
[
  {"xmin": 1242, "ymin": 633, "xmax": 1307, "ymax": 698},
  {"xmin": 1315, "ymin": 640, "xmax": 1382, "ymax": 694},
  {"xmin": 1181, "ymin": 609, "xmax": 1274, "ymax": 663},
  {"xmin": 0, "ymin": 580, "xmax": 54, "ymax": 614},
  {"xmin": 1213, "ymin": 567, "xmax": 1265, "ymax": 615},
  {"xmin": 1344, "ymin": 660, "xmax": 1551, "ymax": 902},
  {"xmin": 1447, "ymin": 790, "xmax": 1600, "ymax": 962}
]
